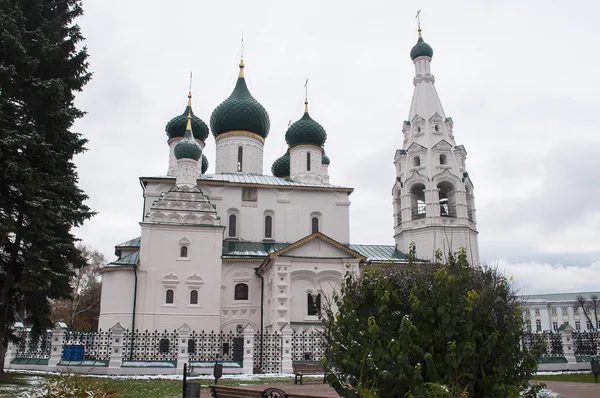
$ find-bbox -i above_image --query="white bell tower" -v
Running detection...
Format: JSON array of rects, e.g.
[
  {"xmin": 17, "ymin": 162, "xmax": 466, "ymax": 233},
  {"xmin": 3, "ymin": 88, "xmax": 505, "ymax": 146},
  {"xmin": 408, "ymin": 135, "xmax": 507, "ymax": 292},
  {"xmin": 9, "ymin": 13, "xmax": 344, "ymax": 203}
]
[{"xmin": 393, "ymin": 26, "xmax": 479, "ymax": 264}]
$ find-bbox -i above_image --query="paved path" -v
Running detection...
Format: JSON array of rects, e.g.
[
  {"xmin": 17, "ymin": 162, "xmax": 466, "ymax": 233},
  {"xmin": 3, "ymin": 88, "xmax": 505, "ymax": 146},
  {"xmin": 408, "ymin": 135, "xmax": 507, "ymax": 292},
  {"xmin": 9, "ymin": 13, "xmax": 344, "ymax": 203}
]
[
  {"xmin": 172, "ymin": 382, "xmax": 340, "ymax": 397},
  {"xmin": 543, "ymin": 381, "xmax": 600, "ymax": 398}
]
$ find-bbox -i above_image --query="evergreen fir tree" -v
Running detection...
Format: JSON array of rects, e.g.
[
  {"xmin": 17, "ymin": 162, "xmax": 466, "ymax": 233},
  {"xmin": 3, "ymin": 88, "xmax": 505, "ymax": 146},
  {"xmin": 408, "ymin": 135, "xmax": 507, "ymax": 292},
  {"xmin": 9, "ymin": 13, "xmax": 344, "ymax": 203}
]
[{"xmin": 0, "ymin": 0, "xmax": 93, "ymax": 373}]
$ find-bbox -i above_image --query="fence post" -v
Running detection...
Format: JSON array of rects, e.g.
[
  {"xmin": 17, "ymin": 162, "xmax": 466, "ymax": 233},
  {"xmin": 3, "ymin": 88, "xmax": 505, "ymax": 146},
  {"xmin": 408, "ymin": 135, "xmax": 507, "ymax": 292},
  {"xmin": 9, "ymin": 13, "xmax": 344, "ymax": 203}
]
[
  {"xmin": 48, "ymin": 322, "xmax": 68, "ymax": 369},
  {"xmin": 177, "ymin": 323, "xmax": 192, "ymax": 371},
  {"xmin": 108, "ymin": 322, "xmax": 125, "ymax": 372},
  {"xmin": 560, "ymin": 324, "xmax": 577, "ymax": 369},
  {"xmin": 281, "ymin": 324, "xmax": 294, "ymax": 374},
  {"xmin": 242, "ymin": 325, "xmax": 256, "ymax": 374},
  {"xmin": 3, "ymin": 322, "xmax": 24, "ymax": 369}
]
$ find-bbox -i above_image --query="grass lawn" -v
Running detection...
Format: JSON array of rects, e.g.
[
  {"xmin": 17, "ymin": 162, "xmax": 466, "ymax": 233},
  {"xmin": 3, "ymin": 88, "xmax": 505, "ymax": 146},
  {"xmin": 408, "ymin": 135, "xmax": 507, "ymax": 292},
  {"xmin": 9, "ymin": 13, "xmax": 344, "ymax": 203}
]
[
  {"xmin": 0, "ymin": 372, "xmax": 325, "ymax": 398},
  {"xmin": 533, "ymin": 373, "xmax": 598, "ymax": 383}
]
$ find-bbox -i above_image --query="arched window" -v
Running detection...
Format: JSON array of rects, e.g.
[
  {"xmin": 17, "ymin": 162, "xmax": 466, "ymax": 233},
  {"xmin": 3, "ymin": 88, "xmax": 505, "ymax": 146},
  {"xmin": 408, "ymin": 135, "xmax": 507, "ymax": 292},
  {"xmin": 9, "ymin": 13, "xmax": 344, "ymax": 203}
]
[
  {"xmin": 228, "ymin": 214, "xmax": 237, "ymax": 237},
  {"xmin": 234, "ymin": 283, "xmax": 249, "ymax": 300},
  {"xmin": 414, "ymin": 156, "xmax": 420, "ymax": 167},
  {"xmin": 165, "ymin": 289, "xmax": 174, "ymax": 304},
  {"xmin": 308, "ymin": 293, "xmax": 321, "ymax": 316},
  {"xmin": 410, "ymin": 183, "xmax": 426, "ymax": 219},
  {"xmin": 264, "ymin": 215, "xmax": 273, "ymax": 239},
  {"xmin": 180, "ymin": 246, "xmax": 188, "ymax": 258},
  {"xmin": 237, "ymin": 146, "xmax": 243, "ymax": 172},
  {"xmin": 311, "ymin": 217, "xmax": 319, "ymax": 233},
  {"xmin": 440, "ymin": 154, "xmax": 447, "ymax": 165},
  {"xmin": 307, "ymin": 152, "xmax": 311, "ymax": 171},
  {"xmin": 190, "ymin": 290, "xmax": 198, "ymax": 305},
  {"xmin": 438, "ymin": 181, "xmax": 456, "ymax": 218}
]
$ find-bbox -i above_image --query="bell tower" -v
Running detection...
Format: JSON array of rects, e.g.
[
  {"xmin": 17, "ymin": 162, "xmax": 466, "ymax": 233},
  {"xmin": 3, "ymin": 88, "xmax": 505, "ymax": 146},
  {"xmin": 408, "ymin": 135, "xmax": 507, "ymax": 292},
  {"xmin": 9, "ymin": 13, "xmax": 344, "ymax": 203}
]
[{"xmin": 393, "ymin": 25, "xmax": 479, "ymax": 264}]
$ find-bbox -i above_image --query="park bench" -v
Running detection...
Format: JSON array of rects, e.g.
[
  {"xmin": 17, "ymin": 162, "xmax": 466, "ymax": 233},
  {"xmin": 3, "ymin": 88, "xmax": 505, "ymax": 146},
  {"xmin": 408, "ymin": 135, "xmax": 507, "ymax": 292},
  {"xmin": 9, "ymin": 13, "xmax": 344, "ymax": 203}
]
[
  {"xmin": 292, "ymin": 360, "xmax": 326, "ymax": 385},
  {"xmin": 210, "ymin": 386, "xmax": 291, "ymax": 398}
]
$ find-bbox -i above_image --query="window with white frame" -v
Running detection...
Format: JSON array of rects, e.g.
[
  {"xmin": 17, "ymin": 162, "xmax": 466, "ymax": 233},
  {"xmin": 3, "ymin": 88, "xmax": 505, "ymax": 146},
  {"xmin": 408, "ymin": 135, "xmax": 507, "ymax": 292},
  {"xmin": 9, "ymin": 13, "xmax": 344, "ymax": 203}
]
[
  {"xmin": 190, "ymin": 290, "xmax": 198, "ymax": 305},
  {"xmin": 180, "ymin": 246, "xmax": 188, "ymax": 258},
  {"xmin": 165, "ymin": 289, "xmax": 174, "ymax": 304},
  {"xmin": 552, "ymin": 321, "xmax": 558, "ymax": 331},
  {"xmin": 575, "ymin": 321, "xmax": 581, "ymax": 330},
  {"xmin": 535, "ymin": 309, "xmax": 540, "ymax": 315},
  {"xmin": 587, "ymin": 320, "xmax": 592, "ymax": 330},
  {"xmin": 536, "ymin": 319, "xmax": 541, "ymax": 332},
  {"xmin": 551, "ymin": 308, "xmax": 557, "ymax": 314},
  {"xmin": 308, "ymin": 293, "xmax": 321, "ymax": 316},
  {"xmin": 234, "ymin": 283, "xmax": 249, "ymax": 300}
]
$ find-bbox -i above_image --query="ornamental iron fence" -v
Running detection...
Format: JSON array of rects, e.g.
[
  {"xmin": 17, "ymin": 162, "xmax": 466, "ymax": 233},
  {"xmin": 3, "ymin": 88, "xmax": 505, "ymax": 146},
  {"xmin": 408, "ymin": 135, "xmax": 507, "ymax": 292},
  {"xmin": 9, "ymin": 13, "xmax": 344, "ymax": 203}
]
[
  {"xmin": 15, "ymin": 329, "xmax": 52, "ymax": 359},
  {"xmin": 122, "ymin": 329, "xmax": 178, "ymax": 362},
  {"xmin": 572, "ymin": 331, "xmax": 600, "ymax": 356},
  {"xmin": 187, "ymin": 330, "xmax": 243, "ymax": 362}
]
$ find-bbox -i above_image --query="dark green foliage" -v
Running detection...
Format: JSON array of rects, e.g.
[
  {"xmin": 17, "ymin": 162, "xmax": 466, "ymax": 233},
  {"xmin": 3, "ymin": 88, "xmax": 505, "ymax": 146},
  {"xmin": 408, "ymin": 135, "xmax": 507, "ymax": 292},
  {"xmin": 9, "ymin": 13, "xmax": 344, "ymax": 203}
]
[
  {"xmin": 321, "ymin": 246, "xmax": 540, "ymax": 397},
  {"xmin": 0, "ymin": 0, "xmax": 93, "ymax": 373}
]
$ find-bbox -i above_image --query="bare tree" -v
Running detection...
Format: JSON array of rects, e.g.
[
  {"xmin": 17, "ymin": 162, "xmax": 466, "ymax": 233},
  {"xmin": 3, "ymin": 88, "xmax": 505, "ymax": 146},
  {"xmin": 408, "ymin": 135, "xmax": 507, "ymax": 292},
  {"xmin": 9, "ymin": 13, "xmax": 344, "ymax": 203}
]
[
  {"xmin": 51, "ymin": 244, "xmax": 107, "ymax": 330},
  {"xmin": 576, "ymin": 294, "xmax": 599, "ymax": 330}
]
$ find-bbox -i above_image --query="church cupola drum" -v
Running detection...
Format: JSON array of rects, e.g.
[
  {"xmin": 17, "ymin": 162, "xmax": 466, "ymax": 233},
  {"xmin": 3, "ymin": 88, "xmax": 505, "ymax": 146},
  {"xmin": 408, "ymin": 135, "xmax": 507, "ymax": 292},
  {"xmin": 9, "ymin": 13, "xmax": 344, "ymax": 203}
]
[
  {"xmin": 211, "ymin": 59, "xmax": 270, "ymax": 174},
  {"xmin": 393, "ymin": 24, "xmax": 479, "ymax": 265}
]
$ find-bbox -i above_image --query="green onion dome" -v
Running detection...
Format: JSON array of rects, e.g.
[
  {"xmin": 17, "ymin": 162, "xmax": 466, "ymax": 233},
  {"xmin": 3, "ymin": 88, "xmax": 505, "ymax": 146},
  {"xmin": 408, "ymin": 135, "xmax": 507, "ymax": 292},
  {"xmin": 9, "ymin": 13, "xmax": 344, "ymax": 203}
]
[
  {"xmin": 285, "ymin": 101, "xmax": 327, "ymax": 148},
  {"xmin": 410, "ymin": 31, "xmax": 433, "ymax": 60},
  {"xmin": 201, "ymin": 154, "xmax": 209, "ymax": 174},
  {"xmin": 166, "ymin": 94, "xmax": 209, "ymax": 141},
  {"xmin": 210, "ymin": 60, "xmax": 270, "ymax": 139},
  {"xmin": 271, "ymin": 151, "xmax": 290, "ymax": 178},
  {"xmin": 174, "ymin": 118, "xmax": 202, "ymax": 161},
  {"xmin": 322, "ymin": 152, "xmax": 330, "ymax": 165}
]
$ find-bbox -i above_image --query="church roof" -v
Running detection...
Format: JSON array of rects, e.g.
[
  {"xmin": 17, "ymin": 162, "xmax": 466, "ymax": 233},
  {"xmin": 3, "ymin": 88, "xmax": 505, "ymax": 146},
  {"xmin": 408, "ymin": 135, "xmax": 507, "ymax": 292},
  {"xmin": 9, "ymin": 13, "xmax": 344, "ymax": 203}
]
[
  {"xmin": 140, "ymin": 174, "xmax": 354, "ymax": 192},
  {"xmin": 223, "ymin": 240, "xmax": 409, "ymax": 263},
  {"xmin": 115, "ymin": 236, "xmax": 141, "ymax": 256},
  {"xmin": 103, "ymin": 250, "xmax": 139, "ymax": 271}
]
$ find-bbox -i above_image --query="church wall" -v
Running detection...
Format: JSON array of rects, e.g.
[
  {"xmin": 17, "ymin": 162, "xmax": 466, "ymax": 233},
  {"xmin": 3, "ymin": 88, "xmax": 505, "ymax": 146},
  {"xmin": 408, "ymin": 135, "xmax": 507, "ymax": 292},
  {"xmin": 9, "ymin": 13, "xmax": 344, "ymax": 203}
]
[
  {"xmin": 134, "ymin": 223, "xmax": 224, "ymax": 332},
  {"xmin": 98, "ymin": 271, "xmax": 136, "ymax": 330},
  {"xmin": 215, "ymin": 135, "xmax": 264, "ymax": 174},
  {"xmin": 220, "ymin": 262, "xmax": 261, "ymax": 333},
  {"xmin": 144, "ymin": 181, "xmax": 351, "ymax": 244}
]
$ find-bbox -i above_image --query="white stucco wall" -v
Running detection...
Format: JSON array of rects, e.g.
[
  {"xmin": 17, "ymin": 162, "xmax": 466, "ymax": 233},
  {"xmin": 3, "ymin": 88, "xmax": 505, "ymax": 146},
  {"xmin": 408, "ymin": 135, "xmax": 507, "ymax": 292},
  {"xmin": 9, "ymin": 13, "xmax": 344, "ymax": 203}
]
[{"xmin": 215, "ymin": 134, "xmax": 264, "ymax": 174}]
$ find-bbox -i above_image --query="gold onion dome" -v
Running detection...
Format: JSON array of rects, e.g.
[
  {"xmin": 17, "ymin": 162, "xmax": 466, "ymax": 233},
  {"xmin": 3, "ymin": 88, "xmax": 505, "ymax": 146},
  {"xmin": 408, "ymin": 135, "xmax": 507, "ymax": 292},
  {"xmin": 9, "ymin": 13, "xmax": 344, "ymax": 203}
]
[
  {"xmin": 210, "ymin": 60, "xmax": 270, "ymax": 139},
  {"xmin": 285, "ymin": 100, "xmax": 326, "ymax": 147}
]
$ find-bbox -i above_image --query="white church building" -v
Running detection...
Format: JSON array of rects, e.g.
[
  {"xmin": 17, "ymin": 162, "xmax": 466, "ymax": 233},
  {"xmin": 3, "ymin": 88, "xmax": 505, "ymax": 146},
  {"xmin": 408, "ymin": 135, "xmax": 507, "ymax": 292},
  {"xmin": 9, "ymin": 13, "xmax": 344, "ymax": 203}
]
[{"xmin": 98, "ymin": 27, "xmax": 480, "ymax": 334}]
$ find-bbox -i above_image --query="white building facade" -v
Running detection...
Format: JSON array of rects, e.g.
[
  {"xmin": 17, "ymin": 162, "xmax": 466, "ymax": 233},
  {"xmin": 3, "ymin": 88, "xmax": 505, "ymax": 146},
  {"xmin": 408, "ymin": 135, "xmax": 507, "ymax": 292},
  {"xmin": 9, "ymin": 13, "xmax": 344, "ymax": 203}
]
[
  {"xmin": 524, "ymin": 292, "xmax": 600, "ymax": 333},
  {"xmin": 98, "ymin": 31, "xmax": 480, "ymax": 334}
]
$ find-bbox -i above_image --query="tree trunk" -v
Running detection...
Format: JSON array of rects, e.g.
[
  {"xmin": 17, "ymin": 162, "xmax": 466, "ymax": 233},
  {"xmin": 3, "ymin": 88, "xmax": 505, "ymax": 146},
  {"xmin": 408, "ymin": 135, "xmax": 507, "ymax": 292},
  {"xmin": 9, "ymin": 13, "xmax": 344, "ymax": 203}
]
[{"xmin": 0, "ymin": 205, "xmax": 24, "ymax": 375}]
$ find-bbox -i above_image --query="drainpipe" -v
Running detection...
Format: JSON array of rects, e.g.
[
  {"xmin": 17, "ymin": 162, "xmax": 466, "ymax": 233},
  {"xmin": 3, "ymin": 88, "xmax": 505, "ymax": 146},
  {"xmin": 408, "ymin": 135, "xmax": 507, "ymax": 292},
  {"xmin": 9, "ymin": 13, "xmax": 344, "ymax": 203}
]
[
  {"xmin": 254, "ymin": 267, "xmax": 264, "ymax": 371},
  {"xmin": 129, "ymin": 264, "xmax": 138, "ymax": 360}
]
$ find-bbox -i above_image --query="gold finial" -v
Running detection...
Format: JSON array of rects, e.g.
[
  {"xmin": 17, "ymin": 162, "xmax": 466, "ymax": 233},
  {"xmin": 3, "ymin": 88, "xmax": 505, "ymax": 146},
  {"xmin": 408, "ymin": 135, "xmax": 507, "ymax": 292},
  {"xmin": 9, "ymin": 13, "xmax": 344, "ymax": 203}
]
[
  {"xmin": 239, "ymin": 33, "xmax": 245, "ymax": 78},
  {"xmin": 187, "ymin": 72, "xmax": 193, "ymax": 107},
  {"xmin": 304, "ymin": 78, "xmax": 309, "ymax": 113},
  {"xmin": 416, "ymin": 9, "xmax": 422, "ymax": 38},
  {"xmin": 185, "ymin": 108, "xmax": 192, "ymax": 132}
]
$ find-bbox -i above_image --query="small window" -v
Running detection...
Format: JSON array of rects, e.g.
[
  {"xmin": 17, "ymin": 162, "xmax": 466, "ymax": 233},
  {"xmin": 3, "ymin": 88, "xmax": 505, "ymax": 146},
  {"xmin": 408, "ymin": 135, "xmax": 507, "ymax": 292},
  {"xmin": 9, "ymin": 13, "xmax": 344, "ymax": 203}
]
[
  {"xmin": 234, "ymin": 283, "xmax": 249, "ymax": 300},
  {"xmin": 552, "ymin": 321, "xmax": 558, "ymax": 331},
  {"xmin": 311, "ymin": 217, "xmax": 319, "ymax": 234},
  {"xmin": 228, "ymin": 214, "xmax": 237, "ymax": 237},
  {"xmin": 308, "ymin": 293, "xmax": 321, "ymax": 316},
  {"xmin": 190, "ymin": 290, "xmax": 198, "ymax": 305},
  {"xmin": 587, "ymin": 320, "xmax": 592, "ymax": 330},
  {"xmin": 440, "ymin": 154, "xmax": 447, "ymax": 165},
  {"xmin": 242, "ymin": 187, "xmax": 258, "ymax": 201},
  {"xmin": 525, "ymin": 309, "xmax": 530, "ymax": 315},
  {"xmin": 417, "ymin": 126, "xmax": 421, "ymax": 133},
  {"xmin": 307, "ymin": 152, "xmax": 311, "ymax": 171},
  {"xmin": 414, "ymin": 156, "xmax": 420, "ymax": 167},
  {"xmin": 264, "ymin": 215, "xmax": 273, "ymax": 239},
  {"xmin": 551, "ymin": 308, "xmax": 557, "ymax": 314},
  {"xmin": 434, "ymin": 124, "xmax": 439, "ymax": 132},
  {"xmin": 535, "ymin": 309, "xmax": 540, "ymax": 315},
  {"xmin": 180, "ymin": 246, "xmax": 188, "ymax": 258},
  {"xmin": 237, "ymin": 146, "xmax": 243, "ymax": 172},
  {"xmin": 165, "ymin": 289, "xmax": 174, "ymax": 304},
  {"xmin": 575, "ymin": 321, "xmax": 581, "ymax": 330},
  {"xmin": 536, "ymin": 319, "xmax": 541, "ymax": 332}
]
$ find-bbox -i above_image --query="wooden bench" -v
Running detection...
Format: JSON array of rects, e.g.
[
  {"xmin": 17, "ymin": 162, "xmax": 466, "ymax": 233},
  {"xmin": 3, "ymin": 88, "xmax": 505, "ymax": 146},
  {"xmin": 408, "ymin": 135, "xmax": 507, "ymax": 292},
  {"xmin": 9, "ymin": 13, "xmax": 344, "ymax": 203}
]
[
  {"xmin": 210, "ymin": 385, "xmax": 263, "ymax": 398},
  {"xmin": 292, "ymin": 360, "xmax": 326, "ymax": 385},
  {"xmin": 210, "ymin": 385, "xmax": 289, "ymax": 398}
]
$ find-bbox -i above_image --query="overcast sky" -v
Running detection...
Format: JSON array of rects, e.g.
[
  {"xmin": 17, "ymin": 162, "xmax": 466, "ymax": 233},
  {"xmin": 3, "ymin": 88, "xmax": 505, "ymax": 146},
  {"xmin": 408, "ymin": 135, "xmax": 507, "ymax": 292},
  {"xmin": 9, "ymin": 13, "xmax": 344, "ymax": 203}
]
[{"xmin": 72, "ymin": 0, "xmax": 600, "ymax": 295}]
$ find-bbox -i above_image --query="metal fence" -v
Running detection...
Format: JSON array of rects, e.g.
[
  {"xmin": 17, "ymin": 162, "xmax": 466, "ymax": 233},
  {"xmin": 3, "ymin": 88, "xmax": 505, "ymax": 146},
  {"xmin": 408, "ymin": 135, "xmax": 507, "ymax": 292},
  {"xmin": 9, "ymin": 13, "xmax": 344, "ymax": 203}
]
[
  {"xmin": 523, "ymin": 331, "xmax": 564, "ymax": 356},
  {"xmin": 122, "ymin": 329, "xmax": 178, "ymax": 362},
  {"xmin": 15, "ymin": 329, "xmax": 52, "ymax": 359},
  {"xmin": 572, "ymin": 331, "xmax": 600, "ymax": 356}
]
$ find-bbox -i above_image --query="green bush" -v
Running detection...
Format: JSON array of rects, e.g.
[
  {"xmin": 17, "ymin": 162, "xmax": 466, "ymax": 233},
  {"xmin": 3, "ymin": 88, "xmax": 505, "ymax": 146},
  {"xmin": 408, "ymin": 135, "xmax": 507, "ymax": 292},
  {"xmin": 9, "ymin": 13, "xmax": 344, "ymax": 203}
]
[{"xmin": 321, "ymin": 245, "xmax": 540, "ymax": 398}]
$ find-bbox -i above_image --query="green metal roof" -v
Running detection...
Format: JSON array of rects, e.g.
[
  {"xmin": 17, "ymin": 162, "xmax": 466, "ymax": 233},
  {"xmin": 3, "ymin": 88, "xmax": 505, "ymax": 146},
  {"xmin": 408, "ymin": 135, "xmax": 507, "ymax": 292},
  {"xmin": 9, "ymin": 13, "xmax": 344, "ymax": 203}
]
[
  {"xmin": 222, "ymin": 241, "xmax": 288, "ymax": 258},
  {"xmin": 223, "ymin": 241, "xmax": 409, "ymax": 263},
  {"xmin": 105, "ymin": 250, "xmax": 139, "ymax": 269},
  {"xmin": 348, "ymin": 244, "xmax": 409, "ymax": 262},
  {"xmin": 116, "ymin": 237, "xmax": 141, "ymax": 248}
]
